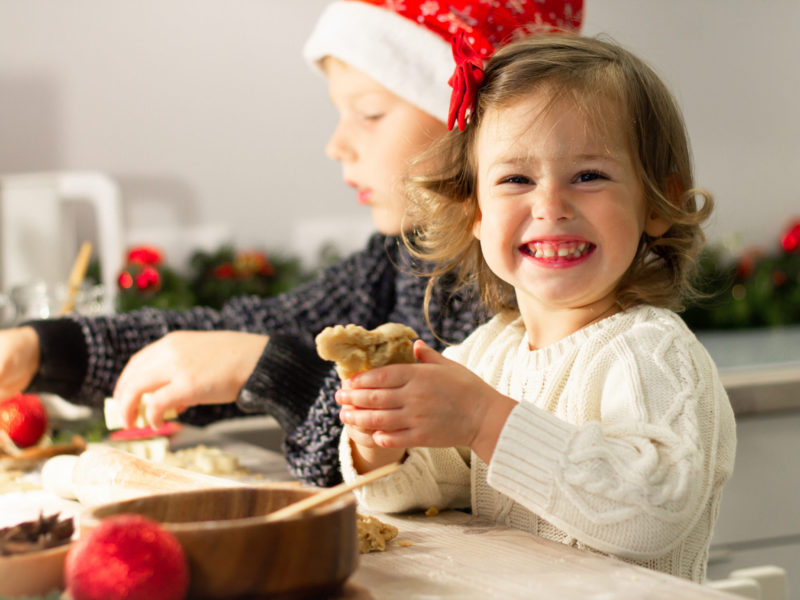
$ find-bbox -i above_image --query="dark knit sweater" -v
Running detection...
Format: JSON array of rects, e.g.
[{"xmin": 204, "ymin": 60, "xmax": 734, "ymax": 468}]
[{"xmin": 27, "ymin": 234, "xmax": 484, "ymax": 486}]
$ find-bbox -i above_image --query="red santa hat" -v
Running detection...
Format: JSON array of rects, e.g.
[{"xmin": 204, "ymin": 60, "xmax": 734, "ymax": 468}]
[{"xmin": 303, "ymin": 0, "xmax": 583, "ymax": 123}]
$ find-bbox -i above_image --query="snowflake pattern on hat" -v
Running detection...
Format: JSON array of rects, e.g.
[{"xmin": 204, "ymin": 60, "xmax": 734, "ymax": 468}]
[{"xmin": 355, "ymin": 0, "xmax": 583, "ymax": 58}]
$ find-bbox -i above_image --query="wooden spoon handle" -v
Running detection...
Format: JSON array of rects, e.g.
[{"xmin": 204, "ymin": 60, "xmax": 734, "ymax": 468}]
[
  {"xmin": 60, "ymin": 241, "xmax": 93, "ymax": 315},
  {"xmin": 267, "ymin": 462, "xmax": 401, "ymax": 521}
]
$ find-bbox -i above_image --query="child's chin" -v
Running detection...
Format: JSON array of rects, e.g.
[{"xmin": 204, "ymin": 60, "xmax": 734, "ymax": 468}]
[{"xmin": 372, "ymin": 215, "xmax": 404, "ymax": 237}]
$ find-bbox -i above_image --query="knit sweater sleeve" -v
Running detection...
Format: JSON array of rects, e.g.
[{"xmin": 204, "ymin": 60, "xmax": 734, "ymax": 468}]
[
  {"xmin": 26, "ymin": 234, "xmax": 397, "ymax": 422},
  {"xmin": 339, "ymin": 427, "xmax": 472, "ymax": 512},
  {"xmin": 485, "ymin": 312, "xmax": 737, "ymax": 559}
]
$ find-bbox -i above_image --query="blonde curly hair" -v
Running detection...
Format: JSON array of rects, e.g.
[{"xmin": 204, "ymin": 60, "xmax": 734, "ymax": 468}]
[{"xmin": 404, "ymin": 33, "xmax": 713, "ymax": 322}]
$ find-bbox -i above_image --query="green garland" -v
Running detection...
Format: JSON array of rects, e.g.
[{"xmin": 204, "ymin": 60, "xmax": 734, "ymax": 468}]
[
  {"xmin": 682, "ymin": 220, "xmax": 800, "ymax": 330},
  {"xmin": 106, "ymin": 244, "xmax": 317, "ymax": 313},
  {"xmin": 99, "ymin": 220, "xmax": 800, "ymax": 331}
]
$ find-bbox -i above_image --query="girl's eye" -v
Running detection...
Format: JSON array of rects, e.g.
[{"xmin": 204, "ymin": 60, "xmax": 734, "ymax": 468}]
[
  {"xmin": 499, "ymin": 174, "xmax": 532, "ymax": 185},
  {"xmin": 362, "ymin": 112, "xmax": 384, "ymax": 122},
  {"xmin": 574, "ymin": 170, "xmax": 607, "ymax": 183}
]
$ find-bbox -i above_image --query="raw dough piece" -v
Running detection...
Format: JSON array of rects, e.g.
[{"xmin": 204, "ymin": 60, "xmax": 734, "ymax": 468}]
[
  {"xmin": 356, "ymin": 513, "xmax": 398, "ymax": 553},
  {"xmin": 315, "ymin": 323, "xmax": 418, "ymax": 380},
  {"xmin": 104, "ymin": 394, "xmax": 177, "ymax": 430}
]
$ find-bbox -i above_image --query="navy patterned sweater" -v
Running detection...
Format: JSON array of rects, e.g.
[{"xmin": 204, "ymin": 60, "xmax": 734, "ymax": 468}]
[{"xmin": 27, "ymin": 234, "xmax": 484, "ymax": 486}]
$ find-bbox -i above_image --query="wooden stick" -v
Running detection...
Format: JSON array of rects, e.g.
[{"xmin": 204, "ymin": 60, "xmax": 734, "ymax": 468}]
[
  {"xmin": 266, "ymin": 462, "xmax": 402, "ymax": 521},
  {"xmin": 60, "ymin": 241, "xmax": 93, "ymax": 315}
]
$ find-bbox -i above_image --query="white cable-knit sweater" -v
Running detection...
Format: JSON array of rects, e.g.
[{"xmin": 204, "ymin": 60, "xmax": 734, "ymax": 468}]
[{"xmin": 339, "ymin": 305, "xmax": 736, "ymax": 582}]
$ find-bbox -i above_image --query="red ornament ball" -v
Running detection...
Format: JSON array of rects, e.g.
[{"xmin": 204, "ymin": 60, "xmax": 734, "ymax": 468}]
[
  {"xmin": 65, "ymin": 514, "xmax": 189, "ymax": 600},
  {"xmin": 781, "ymin": 220, "xmax": 800, "ymax": 253},
  {"xmin": 135, "ymin": 265, "xmax": 162, "ymax": 292},
  {"xmin": 0, "ymin": 392, "xmax": 48, "ymax": 448}
]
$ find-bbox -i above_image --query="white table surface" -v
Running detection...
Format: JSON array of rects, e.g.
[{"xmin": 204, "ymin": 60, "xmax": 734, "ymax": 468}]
[{"xmin": 1, "ymin": 428, "xmax": 739, "ymax": 599}]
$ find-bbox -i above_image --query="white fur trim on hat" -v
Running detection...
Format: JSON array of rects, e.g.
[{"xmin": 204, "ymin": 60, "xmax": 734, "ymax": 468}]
[{"xmin": 303, "ymin": 1, "xmax": 453, "ymax": 124}]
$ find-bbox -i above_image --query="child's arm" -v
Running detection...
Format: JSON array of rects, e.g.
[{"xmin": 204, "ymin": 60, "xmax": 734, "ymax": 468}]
[{"xmin": 337, "ymin": 340, "xmax": 517, "ymax": 465}]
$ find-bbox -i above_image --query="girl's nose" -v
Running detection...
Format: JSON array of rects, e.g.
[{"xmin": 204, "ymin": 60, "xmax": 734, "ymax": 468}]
[
  {"xmin": 532, "ymin": 183, "xmax": 574, "ymax": 221},
  {"xmin": 325, "ymin": 122, "xmax": 356, "ymax": 163}
]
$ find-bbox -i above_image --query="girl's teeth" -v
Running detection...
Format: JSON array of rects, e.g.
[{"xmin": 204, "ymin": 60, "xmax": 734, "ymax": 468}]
[{"xmin": 528, "ymin": 242, "xmax": 592, "ymax": 260}]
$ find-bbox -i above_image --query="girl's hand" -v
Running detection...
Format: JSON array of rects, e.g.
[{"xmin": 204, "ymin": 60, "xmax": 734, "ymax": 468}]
[
  {"xmin": 0, "ymin": 327, "xmax": 40, "ymax": 399},
  {"xmin": 338, "ymin": 379, "xmax": 406, "ymax": 473},
  {"xmin": 336, "ymin": 340, "xmax": 516, "ymax": 463},
  {"xmin": 113, "ymin": 331, "xmax": 268, "ymax": 428}
]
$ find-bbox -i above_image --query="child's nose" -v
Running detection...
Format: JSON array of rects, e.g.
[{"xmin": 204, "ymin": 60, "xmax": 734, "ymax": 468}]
[
  {"xmin": 325, "ymin": 122, "xmax": 356, "ymax": 163},
  {"xmin": 532, "ymin": 183, "xmax": 574, "ymax": 221}
]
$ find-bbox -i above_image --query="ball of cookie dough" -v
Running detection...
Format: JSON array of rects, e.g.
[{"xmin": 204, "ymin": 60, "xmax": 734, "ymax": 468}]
[{"xmin": 315, "ymin": 322, "xmax": 418, "ymax": 380}]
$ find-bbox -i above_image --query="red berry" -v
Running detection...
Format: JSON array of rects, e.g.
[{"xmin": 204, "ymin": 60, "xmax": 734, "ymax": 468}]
[
  {"xmin": 65, "ymin": 514, "xmax": 189, "ymax": 600},
  {"xmin": 0, "ymin": 393, "xmax": 48, "ymax": 448}
]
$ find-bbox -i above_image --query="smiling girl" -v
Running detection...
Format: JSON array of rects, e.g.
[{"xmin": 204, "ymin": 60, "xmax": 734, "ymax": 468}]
[{"xmin": 336, "ymin": 34, "xmax": 736, "ymax": 582}]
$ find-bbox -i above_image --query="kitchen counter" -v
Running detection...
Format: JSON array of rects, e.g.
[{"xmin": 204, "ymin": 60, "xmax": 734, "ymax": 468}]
[{"xmin": 696, "ymin": 325, "xmax": 800, "ymax": 414}]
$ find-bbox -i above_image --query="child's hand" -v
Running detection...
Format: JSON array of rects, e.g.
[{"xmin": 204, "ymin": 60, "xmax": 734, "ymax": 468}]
[
  {"xmin": 113, "ymin": 331, "xmax": 268, "ymax": 428},
  {"xmin": 0, "ymin": 327, "xmax": 40, "ymax": 400},
  {"xmin": 336, "ymin": 340, "xmax": 516, "ymax": 463}
]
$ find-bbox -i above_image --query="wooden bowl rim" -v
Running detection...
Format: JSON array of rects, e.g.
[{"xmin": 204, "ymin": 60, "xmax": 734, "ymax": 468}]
[
  {"xmin": 0, "ymin": 541, "xmax": 70, "ymax": 565},
  {"xmin": 79, "ymin": 486, "xmax": 357, "ymax": 532}
]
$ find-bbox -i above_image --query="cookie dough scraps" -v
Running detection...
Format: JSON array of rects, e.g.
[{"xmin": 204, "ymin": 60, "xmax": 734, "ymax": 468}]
[{"xmin": 357, "ymin": 514, "xmax": 398, "ymax": 553}]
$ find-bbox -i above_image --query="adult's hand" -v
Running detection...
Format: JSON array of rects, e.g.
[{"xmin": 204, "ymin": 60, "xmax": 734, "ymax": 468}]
[
  {"xmin": 113, "ymin": 330, "xmax": 268, "ymax": 429},
  {"xmin": 0, "ymin": 326, "xmax": 40, "ymax": 400}
]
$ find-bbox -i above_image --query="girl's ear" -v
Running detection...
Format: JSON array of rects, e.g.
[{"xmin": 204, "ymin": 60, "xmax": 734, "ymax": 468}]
[
  {"xmin": 645, "ymin": 212, "xmax": 671, "ymax": 237},
  {"xmin": 472, "ymin": 206, "xmax": 482, "ymax": 240},
  {"xmin": 645, "ymin": 174, "xmax": 682, "ymax": 237}
]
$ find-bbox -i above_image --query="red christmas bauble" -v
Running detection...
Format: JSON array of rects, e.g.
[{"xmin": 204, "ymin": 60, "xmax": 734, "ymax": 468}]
[
  {"xmin": 65, "ymin": 514, "xmax": 189, "ymax": 600},
  {"xmin": 781, "ymin": 220, "xmax": 800, "ymax": 253},
  {"xmin": 0, "ymin": 392, "xmax": 48, "ymax": 448}
]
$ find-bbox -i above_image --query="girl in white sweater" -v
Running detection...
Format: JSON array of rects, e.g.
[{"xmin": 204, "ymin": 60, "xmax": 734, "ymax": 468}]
[{"xmin": 335, "ymin": 34, "xmax": 736, "ymax": 582}]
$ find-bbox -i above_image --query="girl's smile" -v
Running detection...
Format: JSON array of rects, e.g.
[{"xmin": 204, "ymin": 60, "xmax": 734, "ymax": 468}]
[{"xmin": 519, "ymin": 237, "xmax": 596, "ymax": 267}]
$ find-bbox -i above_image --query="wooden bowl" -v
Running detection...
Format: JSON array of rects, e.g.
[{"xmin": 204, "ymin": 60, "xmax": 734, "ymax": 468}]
[
  {"xmin": 0, "ymin": 543, "xmax": 69, "ymax": 597},
  {"xmin": 78, "ymin": 486, "xmax": 358, "ymax": 599}
]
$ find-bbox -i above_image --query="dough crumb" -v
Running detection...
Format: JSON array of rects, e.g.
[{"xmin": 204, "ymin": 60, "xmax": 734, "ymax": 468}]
[
  {"xmin": 397, "ymin": 539, "xmax": 414, "ymax": 547},
  {"xmin": 357, "ymin": 513, "xmax": 398, "ymax": 553},
  {"xmin": 425, "ymin": 506, "xmax": 439, "ymax": 517}
]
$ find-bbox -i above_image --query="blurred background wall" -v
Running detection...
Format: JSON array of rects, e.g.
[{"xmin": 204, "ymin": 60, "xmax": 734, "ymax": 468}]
[{"xmin": 0, "ymin": 0, "xmax": 797, "ymax": 270}]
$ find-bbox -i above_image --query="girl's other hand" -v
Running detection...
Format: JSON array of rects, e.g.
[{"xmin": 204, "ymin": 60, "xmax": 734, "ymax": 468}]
[
  {"xmin": 0, "ymin": 326, "xmax": 40, "ymax": 399},
  {"xmin": 113, "ymin": 331, "xmax": 268, "ymax": 429},
  {"xmin": 336, "ymin": 340, "xmax": 517, "ymax": 462}
]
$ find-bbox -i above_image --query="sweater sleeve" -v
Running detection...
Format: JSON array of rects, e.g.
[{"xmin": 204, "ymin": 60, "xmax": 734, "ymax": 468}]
[
  {"xmin": 486, "ymin": 325, "xmax": 736, "ymax": 559},
  {"xmin": 339, "ymin": 427, "xmax": 472, "ymax": 513}
]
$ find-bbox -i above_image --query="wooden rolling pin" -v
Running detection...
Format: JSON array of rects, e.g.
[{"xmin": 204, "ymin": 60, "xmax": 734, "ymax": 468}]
[{"xmin": 43, "ymin": 446, "xmax": 243, "ymax": 506}]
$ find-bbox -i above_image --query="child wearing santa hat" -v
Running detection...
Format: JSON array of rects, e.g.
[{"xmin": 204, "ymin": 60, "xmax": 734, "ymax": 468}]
[{"xmin": 0, "ymin": 1, "xmax": 582, "ymax": 487}]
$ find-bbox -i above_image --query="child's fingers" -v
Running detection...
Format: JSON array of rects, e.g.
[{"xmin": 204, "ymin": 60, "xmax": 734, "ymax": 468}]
[
  {"xmin": 372, "ymin": 429, "xmax": 416, "ymax": 448},
  {"xmin": 337, "ymin": 387, "xmax": 401, "ymax": 410},
  {"xmin": 413, "ymin": 339, "xmax": 452, "ymax": 365},
  {"xmin": 344, "ymin": 425, "xmax": 382, "ymax": 448},
  {"xmin": 340, "ymin": 406, "xmax": 405, "ymax": 433},
  {"xmin": 349, "ymin": 364, "xmax": 412, "ymax": 389}
]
